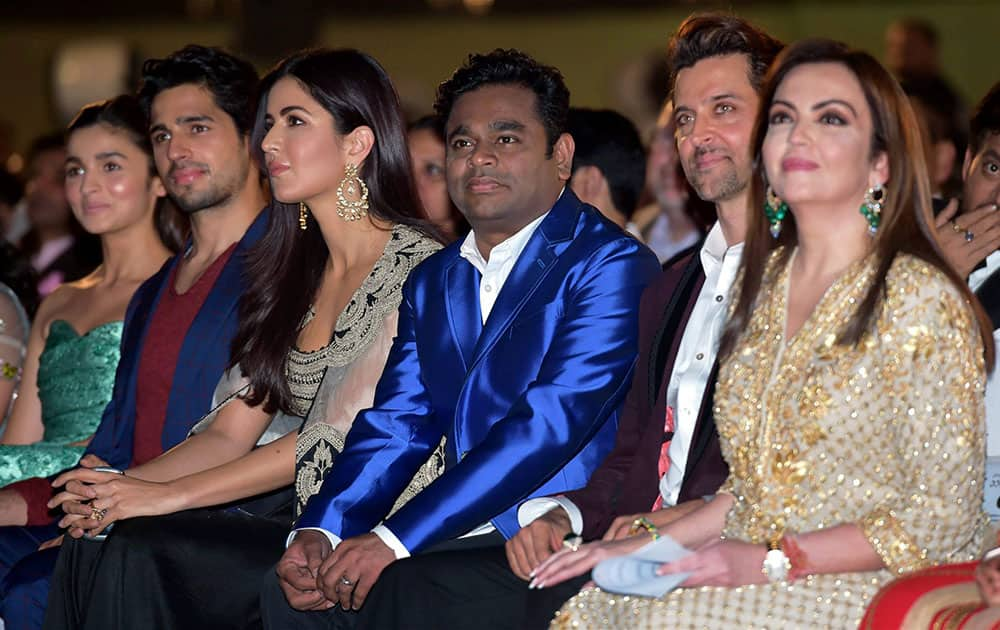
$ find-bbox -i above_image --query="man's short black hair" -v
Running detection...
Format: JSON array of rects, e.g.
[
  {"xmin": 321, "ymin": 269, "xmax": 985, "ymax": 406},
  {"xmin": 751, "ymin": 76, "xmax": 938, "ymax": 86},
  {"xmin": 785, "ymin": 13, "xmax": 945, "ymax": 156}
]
[
  {"xmin": 667, "ymin": 13, "xmax": 784, "ymax": 97},
  {"xmin": 567, "ymin": 108, "xmax": 646, "ymax": 220},
  {"xmin": 434, "ymin": 48, "xmax": 569, "ymax": 156},
  {"xmin": 138, "ymin": 45, "xmax": 259, "ymax": 136},
  {"xmin": 970, "ymin": 82, "xmax": 1000, "ymax": 158}
]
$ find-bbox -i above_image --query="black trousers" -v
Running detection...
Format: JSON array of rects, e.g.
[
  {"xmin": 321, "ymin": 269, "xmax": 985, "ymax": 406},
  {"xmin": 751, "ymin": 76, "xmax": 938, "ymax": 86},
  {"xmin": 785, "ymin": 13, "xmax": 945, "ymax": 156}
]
[
  {"xmin": 260, "ymin": 541, "xmax": 587, "ymax": 630},
  {"xmin": 43, "ymin": 509, "xmax": 289, "ymax": 630}
]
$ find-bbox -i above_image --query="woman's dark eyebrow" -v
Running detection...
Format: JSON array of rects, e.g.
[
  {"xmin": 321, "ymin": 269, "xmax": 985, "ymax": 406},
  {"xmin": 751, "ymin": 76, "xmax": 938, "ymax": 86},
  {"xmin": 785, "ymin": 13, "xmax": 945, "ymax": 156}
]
[
  {"xmin": 279, "ymin": 105, "xmax": 310, "ymax": 116},
  {"xmin": 812, "ymin": 99, "xmax": 858, "ymax": 116}
]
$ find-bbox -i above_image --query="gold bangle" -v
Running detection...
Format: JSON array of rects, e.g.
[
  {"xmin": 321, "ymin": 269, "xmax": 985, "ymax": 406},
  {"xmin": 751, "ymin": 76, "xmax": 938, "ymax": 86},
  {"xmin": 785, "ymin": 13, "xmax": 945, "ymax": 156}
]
[{"xmin": 628, "ymin": 517, "xmax": 660, "ymax": 540}]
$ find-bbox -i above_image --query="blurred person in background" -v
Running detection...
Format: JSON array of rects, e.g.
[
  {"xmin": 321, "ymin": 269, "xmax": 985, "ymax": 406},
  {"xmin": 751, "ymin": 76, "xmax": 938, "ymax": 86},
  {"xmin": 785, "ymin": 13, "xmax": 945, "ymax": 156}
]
[
  {"xmin": 565, "ymin": 107, "xmax": 646, "ymax": 232},
  {"xmin": 885, "ymin": 18, "xmax": 966, "ymax": 150},
  {"xmin": 0, "ymin": 239, "xmax": 34, "ymax": 430},
  {"xmin": 904, "ymin": 78, "xmax": 964, "ymax": 201},
  {"xmin": 17, "ymin": 134, "xmax": 101, "ymax": 297},
  {"xmin": 631, "ymin": 103, "xmax": 714, "ymax": 264},
  {"xmin": 0, "ymin": 170, "xmax": 24, "ymax": 241},
  {"xmin": 0, "ymin": 169, "xmax": 31, "ymax": 428},
  {"xmin": 408, "ymin": 115, "xmax": 467, "ymax": 242}
]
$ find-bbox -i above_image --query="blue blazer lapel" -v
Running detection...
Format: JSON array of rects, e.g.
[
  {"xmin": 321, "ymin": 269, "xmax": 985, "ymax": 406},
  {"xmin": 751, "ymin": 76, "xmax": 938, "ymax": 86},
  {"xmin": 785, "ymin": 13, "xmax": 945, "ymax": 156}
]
[
  {"xmin": 470, "ymin": 191, "xmax": 582, "ymax": 365},
  {"xmin": 161, "ymin": 208, "xmax": 270, "ymax": 449},
  {"xmin": 445, "ymin": 258, "xmax": 483, "ymax": 372}
]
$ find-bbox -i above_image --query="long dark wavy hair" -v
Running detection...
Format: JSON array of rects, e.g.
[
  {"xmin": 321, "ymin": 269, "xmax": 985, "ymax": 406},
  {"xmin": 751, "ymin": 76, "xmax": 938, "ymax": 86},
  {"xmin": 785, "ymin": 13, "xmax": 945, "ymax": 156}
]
[
  {"xmin": 231, "ymin": 48, "xmax": 440, "ymax": 415},
  {"xmin": 719, "ymin": 39, "xmax": 994, "ymax": 368},
  {"xmin": 67, "ymin": 96, "xmax": 188, "ymax": 253}
]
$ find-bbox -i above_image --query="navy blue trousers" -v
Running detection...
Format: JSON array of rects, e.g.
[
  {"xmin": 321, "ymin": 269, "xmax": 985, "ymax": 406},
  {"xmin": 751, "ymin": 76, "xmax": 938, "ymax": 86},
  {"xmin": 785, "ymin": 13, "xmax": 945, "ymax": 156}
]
[{"xmin": 0, "ymin": 524, "xmax": 61, "ymax": 630}]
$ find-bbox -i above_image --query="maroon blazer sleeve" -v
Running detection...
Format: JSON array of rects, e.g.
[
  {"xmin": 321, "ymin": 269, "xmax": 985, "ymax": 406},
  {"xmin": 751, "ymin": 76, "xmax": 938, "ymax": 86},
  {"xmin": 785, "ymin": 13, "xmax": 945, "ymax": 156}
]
[{"xmin": 563, "ymin": 259, "xmax": 689, "ymax": 540}]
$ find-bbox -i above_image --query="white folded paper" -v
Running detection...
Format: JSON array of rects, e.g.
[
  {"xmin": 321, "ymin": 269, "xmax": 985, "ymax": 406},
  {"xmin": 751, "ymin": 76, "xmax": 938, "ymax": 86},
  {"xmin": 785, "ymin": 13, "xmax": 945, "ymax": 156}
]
[{"xmin": 592, "ymin": 534, "xmax": 693, "ymax": 597}]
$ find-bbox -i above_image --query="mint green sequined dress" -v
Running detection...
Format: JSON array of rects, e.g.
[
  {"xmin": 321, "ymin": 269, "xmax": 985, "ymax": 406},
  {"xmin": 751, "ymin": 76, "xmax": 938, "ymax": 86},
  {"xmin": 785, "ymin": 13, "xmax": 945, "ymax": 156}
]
[{"xmin": 0, "ymin": 320, "xmax": 123, "ymax": 484}]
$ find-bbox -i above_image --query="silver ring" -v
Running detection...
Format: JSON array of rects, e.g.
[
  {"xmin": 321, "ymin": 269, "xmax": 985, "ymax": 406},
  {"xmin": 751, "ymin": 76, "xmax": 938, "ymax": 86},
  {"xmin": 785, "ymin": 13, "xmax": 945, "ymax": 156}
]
[
  {"xmin": 966, "ymin": 230, "xmax": 975, "ymax": 243},
  {"xmin": 340, "ymin": 576, "xmax": 353, "ymax": 586},
  {"xmin": 562, "ymin": 534, "xmax": 583, "ymax": 552}
]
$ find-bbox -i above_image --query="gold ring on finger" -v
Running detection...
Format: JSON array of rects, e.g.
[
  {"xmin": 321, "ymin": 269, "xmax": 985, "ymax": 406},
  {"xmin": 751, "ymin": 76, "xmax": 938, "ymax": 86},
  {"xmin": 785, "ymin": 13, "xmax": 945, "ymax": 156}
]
[
  {"xmin": 91, "ymin": 506, "xmax": 107, "ymax": 521},
  {"xmin": 952, "ymin": 221, "xmax": 963, "ymax": 233}
]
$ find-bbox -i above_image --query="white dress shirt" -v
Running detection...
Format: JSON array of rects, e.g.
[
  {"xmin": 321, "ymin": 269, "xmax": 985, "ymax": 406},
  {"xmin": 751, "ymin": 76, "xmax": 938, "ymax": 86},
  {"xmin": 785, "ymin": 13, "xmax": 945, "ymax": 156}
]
[
  {"xmin": 969, "ymin": 251, "xmax": 1000, "ymax": 293},
  {"xmin": 458, "ymin": 211, "xmax": 549, "ymax": 324},
  {"xmin": 293, "ymin": 209, "xmax": 551, "ymax": 558},
  {"xmin": 971, "ymin": 251, "xmax": 1000, "ymax": 456},
  {"xmin": 518, "ymin": 223, "xmax": 743, "ymax": 533}
]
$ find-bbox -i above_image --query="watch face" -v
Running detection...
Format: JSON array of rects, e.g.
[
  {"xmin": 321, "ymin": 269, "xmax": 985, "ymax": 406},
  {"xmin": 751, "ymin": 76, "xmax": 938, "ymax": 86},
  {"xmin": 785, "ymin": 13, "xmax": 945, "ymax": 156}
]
[{"xmin": 763, "ymin": 549, "xmax": 790, "ymax": 582}]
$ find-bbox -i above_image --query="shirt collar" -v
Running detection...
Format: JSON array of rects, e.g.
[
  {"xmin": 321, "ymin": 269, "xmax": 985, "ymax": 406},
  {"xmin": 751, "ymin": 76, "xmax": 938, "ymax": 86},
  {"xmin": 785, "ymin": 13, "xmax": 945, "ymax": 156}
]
[
  {"xmin": 971, "ymin": 249, "xmax": 1000, "ymax": 292},
  {"xmin": 458, "ymin": 187, "xmax": 564, "ymax": 272},
  {"xmin": 698, "ymin": 222, "xmax": 744, "ymax": 274},
  {"xmin": 985, "ymin": 250, "xmax": 1000, "ymax": 277}
]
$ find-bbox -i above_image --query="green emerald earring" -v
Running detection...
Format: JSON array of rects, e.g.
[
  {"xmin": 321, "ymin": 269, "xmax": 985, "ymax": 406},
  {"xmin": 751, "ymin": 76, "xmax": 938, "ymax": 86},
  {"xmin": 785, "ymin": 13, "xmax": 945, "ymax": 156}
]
[
  {"xmin": 764, "ymin": 186, "xmax": 788, "ymax": 239},
  {"xmin": 861, "ymin": 183, "xmax": 885, "ymax": 236}
]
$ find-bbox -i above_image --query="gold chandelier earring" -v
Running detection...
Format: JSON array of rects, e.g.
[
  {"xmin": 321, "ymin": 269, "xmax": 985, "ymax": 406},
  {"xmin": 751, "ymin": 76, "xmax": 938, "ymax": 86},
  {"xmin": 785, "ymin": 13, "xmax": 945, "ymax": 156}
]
[
  {"xmin": 336, "ymin": 163, "xmax": 369, "ymax": 222},
  {"xmin": 299, "ymin": 202, "xmax": 309, "ymax": 230}
]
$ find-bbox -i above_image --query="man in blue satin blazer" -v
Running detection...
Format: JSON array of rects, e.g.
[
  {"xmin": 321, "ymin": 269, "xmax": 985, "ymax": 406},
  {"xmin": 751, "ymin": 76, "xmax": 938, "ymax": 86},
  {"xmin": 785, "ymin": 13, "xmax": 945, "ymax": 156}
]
[{"xmin": 267, "ymin": 49, "xmax": 660, "ymax": 625}]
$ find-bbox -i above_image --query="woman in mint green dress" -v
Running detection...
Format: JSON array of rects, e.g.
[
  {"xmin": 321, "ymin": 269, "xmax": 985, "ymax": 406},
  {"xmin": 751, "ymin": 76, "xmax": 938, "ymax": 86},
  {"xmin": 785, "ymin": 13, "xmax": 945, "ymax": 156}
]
[{"xmin": 0, "ymin": 95, "xmax": 183, "ymax": 484}]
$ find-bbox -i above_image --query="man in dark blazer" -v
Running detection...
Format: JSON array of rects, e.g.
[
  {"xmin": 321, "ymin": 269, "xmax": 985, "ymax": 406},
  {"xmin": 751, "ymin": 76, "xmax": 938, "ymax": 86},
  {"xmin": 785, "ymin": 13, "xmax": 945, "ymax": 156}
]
[
  {"xmin": 263, "ymin": 49, "xmax": 659, "ymax": 628},
  {"xmin": 345, "ymin": 15, "xmax": 783, "ymax": 630},
  {"xmin": 0, "ymin": 45, "xmax": 266, "ymax": 629}
]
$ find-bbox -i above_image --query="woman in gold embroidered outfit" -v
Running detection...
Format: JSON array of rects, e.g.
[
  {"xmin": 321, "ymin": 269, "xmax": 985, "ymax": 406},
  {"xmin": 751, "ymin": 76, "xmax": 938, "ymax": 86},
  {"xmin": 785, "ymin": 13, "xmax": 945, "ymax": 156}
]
[{"xmin": 541, "ymin": 39, "xmax": 995, "ymax": 629}]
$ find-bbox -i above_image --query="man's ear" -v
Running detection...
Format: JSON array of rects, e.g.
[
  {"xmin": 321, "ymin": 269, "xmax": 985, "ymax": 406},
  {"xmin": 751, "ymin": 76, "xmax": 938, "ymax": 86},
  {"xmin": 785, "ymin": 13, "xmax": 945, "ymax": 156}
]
[
  {"xmin": 553, "ymin": 132, "xmax": 575, "ymax": 182},
  {"xmin": 962, "ymin": 146, "xmax": 974, "ymax": 182}
]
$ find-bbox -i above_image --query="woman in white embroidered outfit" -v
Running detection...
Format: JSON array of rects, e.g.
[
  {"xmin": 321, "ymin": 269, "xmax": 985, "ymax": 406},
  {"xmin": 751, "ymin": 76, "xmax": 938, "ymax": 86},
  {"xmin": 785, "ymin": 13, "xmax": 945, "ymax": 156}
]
[
  {"xmin": 44, "ymin": 49, "xmax": 444, "ymax": 629},
  {"xmin": 0, "ymin": 279, "xmax": 30, "ymax": 425},
  {"xmin": 536, "ymin": 39, "xmax": 994, "ymax": 629}
]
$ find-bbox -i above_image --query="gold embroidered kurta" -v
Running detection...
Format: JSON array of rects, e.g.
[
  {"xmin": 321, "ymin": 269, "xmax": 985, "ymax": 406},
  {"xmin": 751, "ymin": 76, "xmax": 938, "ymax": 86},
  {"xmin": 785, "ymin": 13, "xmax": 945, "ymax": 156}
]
[{"xmin": 553, "ymin": 251, "xmax": 988, "ymax": 629}]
